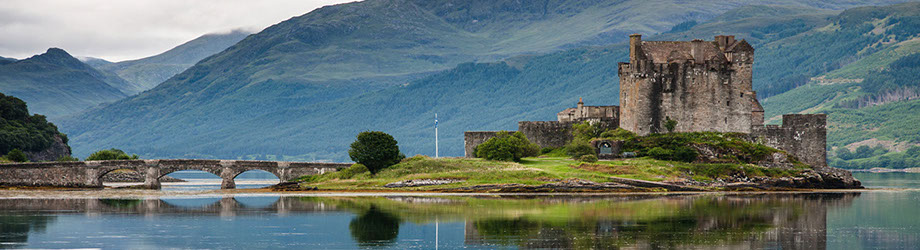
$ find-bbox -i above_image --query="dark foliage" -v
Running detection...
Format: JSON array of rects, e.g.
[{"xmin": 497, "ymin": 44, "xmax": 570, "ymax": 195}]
[
  {"xmin": 6, "ymin": 149, "xmax": 27, "ymax": 162},
  {"xmin": 0, "ymin": 93, "xmax": 66, "ymax": 154},
  {"xmin": 349, "ymin": 206, "xmax": 400, "ymax": 247},
  {"xmin": 476, "ymin": 131, "xmax": 540, "ymax": 162},
  {"xmin": 85, "ymin": 148, "xmax": 139, "ymax": 161},
  {"xmin": 349, "ymin": 131, "xmax": 404, "ymax": 174}
]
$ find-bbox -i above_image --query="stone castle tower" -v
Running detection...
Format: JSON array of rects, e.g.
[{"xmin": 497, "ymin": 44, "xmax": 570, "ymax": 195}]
[{"xmin": 618, "ymin": 34, "xmax": 764, "ymax": 135}]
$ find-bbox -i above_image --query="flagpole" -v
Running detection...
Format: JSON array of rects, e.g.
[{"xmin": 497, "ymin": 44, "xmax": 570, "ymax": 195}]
[{"xmin": 435, "ymin": 113, "xmax": 439, "ymax": 158}]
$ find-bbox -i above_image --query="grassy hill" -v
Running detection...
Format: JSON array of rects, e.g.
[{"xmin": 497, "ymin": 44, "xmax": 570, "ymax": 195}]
[
  {"xmin": 760, "ymin": 3, "xmax": 920, "ymax": 169},
  {"xmin": 96, "ymin": 30, "xmax": 251, "ymax": 94},
  {"xmin": 62, "ymin": 0, "xmax": 908, "ymax": 160},
  {"xmin": 0, "ymin": 48, "xmax": 128, "ymax": 120}
]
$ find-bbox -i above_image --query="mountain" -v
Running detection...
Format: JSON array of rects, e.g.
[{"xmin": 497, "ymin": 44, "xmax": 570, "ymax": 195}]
[
  {"xmin": 62, "ymin": 0, "xmax": 908, "ymax": 160},
  {"xmin": 0, "ymin": 56, "xmax": 16, "ymax": 65},
  {"xmin": 96, "ymin": 30, "xmax": 251, "ymax": 94},
  {"xmin": 756, "ymin": 2, "xmax": 920, "ymax": 169},
  {"xmin": 0, "ymin": 48, "xmax": 128, "ymax": 120},
  {"xmin": 79, "ymin": 57, "xmax": 114, "ymax": 68}
]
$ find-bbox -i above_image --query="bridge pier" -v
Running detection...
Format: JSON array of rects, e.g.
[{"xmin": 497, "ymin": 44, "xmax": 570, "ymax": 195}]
[
  {"xmin": 143, "ymin": 167, "xmax": 161, "ymax": 189},
  {"xmin": 220, "ymin": 167, "xmax": 236, "ymax": 189}
]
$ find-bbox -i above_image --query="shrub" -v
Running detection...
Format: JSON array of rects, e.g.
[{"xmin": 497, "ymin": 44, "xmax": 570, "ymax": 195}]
[
  {"xmin": 664, "ymin": 118, "xmax": 678, "ymax": 133},
  {"xmin": 338, "ymin": 163, "xmax": 370, "ymax": 179},
  {"xmin": 646, "ymin": 147, "xmax": 673, "ymax": 161},
  {"xmin": 578, "ymin": 154, "xmax": 598, "ymax": 163},
  {"xmin": 6, "ymin": 149, "xmax": 27, "ymax": 162},
  {"xmin": 348, "ymin": 131, "xmax": 404, "ymax": 174},
  {"xmin": 540, "ymin": 147, "xmax": 558, "ymax": 155},
  {"xmin": 476, "ymin": 131, "xmax": 540, "ymax": 162},
  {"xmin": 565, "ymin": 140, "xmax": 595, "ymax": 159},
  {"xmin": 56, "ymin": 155, "xmax": 79, "ymax": 162},
  {"xmin": 673, "ymin": 146, "xmax": 698, "ymax": 162},
  {"xmin": 86, "ymin": 148, "xmax": 139, "ymax": 161},
  {"xmin": 572, "ymin": 121, "xmax": 608, "ymax": 143},
  {"xmin": 600, "ymin": 128, "xmax": 637, "ymax": 141}
]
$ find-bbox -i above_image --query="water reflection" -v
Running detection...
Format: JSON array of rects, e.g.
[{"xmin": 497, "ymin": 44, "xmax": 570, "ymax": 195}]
[
  {"xmin": 349, "ymin": 205, "xmax": 401, "ymax": 247},
  {"xmin": 0, "ymin": 192, "xmax": 884, "ymax": 249}
]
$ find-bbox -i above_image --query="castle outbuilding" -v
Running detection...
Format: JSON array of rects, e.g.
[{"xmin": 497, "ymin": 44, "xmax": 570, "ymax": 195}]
[{"xmin": 465, "ymin": 34, "xmax": 827, "ymax": 167}]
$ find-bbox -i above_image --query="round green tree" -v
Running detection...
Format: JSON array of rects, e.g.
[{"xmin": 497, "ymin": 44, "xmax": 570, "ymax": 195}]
[
  {"xmin": 6, "ymin": 148, "xmax": 27, "ymax": 162},
  {"xmin": 348, "ymin": 131, "xmax": 404, "ymax": 174}
]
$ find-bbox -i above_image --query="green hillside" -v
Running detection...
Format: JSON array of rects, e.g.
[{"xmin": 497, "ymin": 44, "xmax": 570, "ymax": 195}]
[
  {"xmin": 0, "ymin": 93, "xmax": 69, "ymax": 157},
  {"xmin": 97, "ymin": 30, "xmax": 251, "ymax": 94},
  {"xmin": 0, "ymin": 48, "xmax": 128, "ymax": 120},
  {"xmin": 62, "ymin": 0, "xmax": 908, "ymax": 160}
]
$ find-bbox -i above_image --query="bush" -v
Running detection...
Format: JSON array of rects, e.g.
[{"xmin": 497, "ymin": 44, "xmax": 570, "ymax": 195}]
[
  {"xmin": 673, "ymin": 146, "xmax": 698, "ymax": 162},
  {"xmin": 338, "ymin": 163, "xmax": 370, "ymax": 179},
  {"xmin": 646, "ymin": 146, "xmax": 697, "ymax": 163},
  {"xmin": 565, "ymin": 140, "xmax": 595, "ymax": 159},
  {"xmin": 578, "ymin": 154, "xmax": 598, "ymax": 163},
  {"xmin": 646, "ymin": 147, "xmax": 673, "ymax": 161},
  {"xmin": 600, "ymin": 128, "xmax": 637, "ymax": 141},
  {"xmin": 476, "ymin": 131, "xmax": 540, "ymax": 162},
  {"xmin": 540, "ymin": 147, "xmax": 558, "ymax": 155},
  {"xmin": 572, "ymin": 121, "xmax": 608, "ymax": 143},
  {"xmin": 349, "ymin": 131, "xmax": 404, "ymax": 174},
  {"xmin": 5, "ymin": 149, "xmax": 27, "ymax": 162},
  {"xmin": 56, "ymin": 155, "xmax": 79, "ymax": 162},
  {"xmin": 86, "ymin": 148, "xmax": 139, "ymax": 161},
  {"xmin": 664, "ymin": 118, "xmax": 678, "ymax": 133}
]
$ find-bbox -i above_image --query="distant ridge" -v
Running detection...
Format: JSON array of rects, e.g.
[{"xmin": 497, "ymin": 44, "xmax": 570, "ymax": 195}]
[{"xmin": 0, "ymin": 48, "xmax": 128, "ymax": 120}]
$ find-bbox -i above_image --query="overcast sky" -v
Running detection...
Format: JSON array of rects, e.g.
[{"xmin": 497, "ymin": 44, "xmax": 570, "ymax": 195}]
[{"xmin": 0, "ymin": 0, "xmax": 356, "ymax": 61}]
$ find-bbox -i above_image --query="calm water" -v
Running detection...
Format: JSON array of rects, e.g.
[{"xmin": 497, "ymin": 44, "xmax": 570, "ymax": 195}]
[{"xmin": 0, "ymin": 172, "xmax": 918, "ymax": 249}]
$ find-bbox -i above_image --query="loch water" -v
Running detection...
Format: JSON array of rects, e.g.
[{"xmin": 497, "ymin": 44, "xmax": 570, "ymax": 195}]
[{"xmin": 0, "ymin": 172, "xmax": 918, "ymax": 249}]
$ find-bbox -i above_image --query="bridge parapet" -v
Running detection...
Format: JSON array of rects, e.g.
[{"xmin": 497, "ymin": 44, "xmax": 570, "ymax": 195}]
[{"xmin": 0, "ymin": 159, "xmax": 352, "ymax": 189}]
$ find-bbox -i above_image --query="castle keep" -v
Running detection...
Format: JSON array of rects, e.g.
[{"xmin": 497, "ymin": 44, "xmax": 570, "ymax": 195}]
[{"xmin": 465, "ymin": 35, "xmax": 828, "ymax": 167}]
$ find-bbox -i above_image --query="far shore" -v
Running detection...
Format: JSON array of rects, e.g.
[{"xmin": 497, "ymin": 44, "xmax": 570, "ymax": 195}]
[{"xmin": 849, "ymin": 167, "xmax": 920, "ymax": 173}]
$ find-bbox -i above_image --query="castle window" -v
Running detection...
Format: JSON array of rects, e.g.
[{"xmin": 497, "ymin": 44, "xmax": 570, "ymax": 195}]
[
  {"xmin": 740, "ymin": 92, "xmax": 744, "ymax": 98},
  {"xmin": 727, "ymin": 100, "xmax": 730, "ymax": 106}
]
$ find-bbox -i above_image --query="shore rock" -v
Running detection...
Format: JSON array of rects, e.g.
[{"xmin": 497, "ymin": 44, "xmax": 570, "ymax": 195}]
[
  {"xmin": 25, "ymin": 134, "xmax": 71, "ymax": 162},
  {"xmin": 384, "ymin": 179, "xmax": 463, "ymax": 188}
]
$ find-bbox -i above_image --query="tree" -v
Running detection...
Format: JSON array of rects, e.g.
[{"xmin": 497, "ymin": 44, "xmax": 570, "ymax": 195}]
[
  {"xmin": 565, "ymin": 140, "xmax": 595, "ymax": 159},
  {"xmin": 85, "ymin": 148, "xmax": 139, "ymax": 161},
  {"xmin": 348, "ymin": 131, "xmax": 404, "ymax": 174},
  {"xmin": 572, "ymin": 121, "xmax": 607, "ymax": 143},
  {"xmin": 476, "ymin": 131, "xmax": 540, "ymax": 162},
  {"xmin": 664, "ymin": 118, "xmax": 678, "ymax": 133},
  {"xmin": 6, "ymin": 149, "xmax": 27, "ymax": 162}
]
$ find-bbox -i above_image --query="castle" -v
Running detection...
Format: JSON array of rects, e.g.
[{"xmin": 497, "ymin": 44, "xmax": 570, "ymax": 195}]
[{"xmin": 465, "ymin": 34, "xmax": 827, "ymax": 167}]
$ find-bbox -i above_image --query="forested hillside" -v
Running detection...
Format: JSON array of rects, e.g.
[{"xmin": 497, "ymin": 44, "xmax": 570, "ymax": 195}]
[
  {"xmin": 62, "ymin": 0, "xmax": 908, "ymax": 160},
  {"xmin": 0, "ymin": 48, "xmax": 128, "ymax": 120},
  {"xmin": 759, "ymin": 2, "xmax": 920, "ymax": 169},
  {"xmin": 0, "ymin": 93, "xmax": 71, "ymax": 161}
]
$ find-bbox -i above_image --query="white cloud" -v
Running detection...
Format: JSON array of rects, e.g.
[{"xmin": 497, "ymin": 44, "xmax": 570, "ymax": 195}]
[{"xmin": 0, "ymin": 0, "xmax": 356, "ymax": 61}]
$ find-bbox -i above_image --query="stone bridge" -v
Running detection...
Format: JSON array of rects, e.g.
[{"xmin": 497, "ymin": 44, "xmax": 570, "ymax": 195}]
[{"xmin": 0, "ymin": 159, "xmax": 351, "ymax": 189}]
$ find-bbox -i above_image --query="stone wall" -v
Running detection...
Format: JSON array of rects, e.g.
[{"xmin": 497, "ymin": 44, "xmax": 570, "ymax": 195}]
[
  {"xmin": 750, "ymin": 114, "xmax": 827, "ymax": 167},
  {"xmin": 518, "ymin": 121, "xmax": 575, "ymax": 149},
  {"xmin": 464, "ymin": 131, "xmax": 509, "ymax": 158}
]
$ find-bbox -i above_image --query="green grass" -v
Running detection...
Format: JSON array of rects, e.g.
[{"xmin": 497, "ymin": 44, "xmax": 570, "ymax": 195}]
[{"xmin": 295, "ymin": 155, "xmax": 806, "ymax": 191}]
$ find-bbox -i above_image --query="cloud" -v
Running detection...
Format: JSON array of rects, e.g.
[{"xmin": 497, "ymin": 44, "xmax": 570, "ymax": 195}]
[{"xmin": 0, "ymin": 0, "xmax": 356, "ymax": 61}]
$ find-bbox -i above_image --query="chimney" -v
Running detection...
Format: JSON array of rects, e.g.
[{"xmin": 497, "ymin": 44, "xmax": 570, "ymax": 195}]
[
  {"xmin": 715, "ymin": 35, "xmax": 736, "ymax": 50},
  {"xmin": 577, "ymin": 97, "xmax": 584, "ymax": 109},
  {"xmin": 691, "ymin": 39, "xmax": 704, "ymax": 63},
  {"xmin": 629, "ymin": 34, "xmax": 642, "ymax": 62}
]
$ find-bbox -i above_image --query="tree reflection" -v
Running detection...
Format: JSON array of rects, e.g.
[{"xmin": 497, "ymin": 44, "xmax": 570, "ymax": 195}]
[
  {"xmin": 349, "ymin": 205, "xmax": 401, "ymax": 247},
  {"xmin": 0, "ymin": 214, "xmax": 55, "ymax": 249}
]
